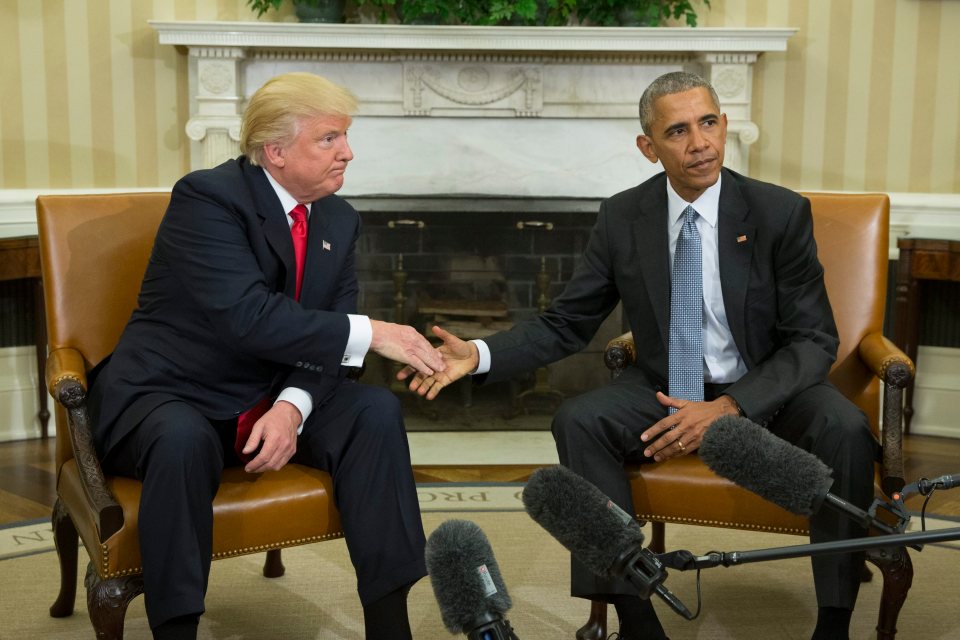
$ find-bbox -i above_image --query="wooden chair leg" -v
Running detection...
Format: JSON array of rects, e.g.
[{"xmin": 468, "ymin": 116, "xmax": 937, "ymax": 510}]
[
  {"xmin": 867, "ymin": 546, "xmax": 913, "ymax": 640},
  {"xmin": 649, "ymin": 521, "xmax": 666, "ymax": 554},
  {"xmin": 85, "ymin": 562, "xmax": 144, "ymax": 640},
  {"xmin": 50, "ymin": 499, "xmax": 79, "ymax": 617},
  {"xmin": 263, "ymin": 549, "xmax": 285, "ymax": 578},
  {"xmin": 576, "ymin": 600, "xmax": 608, "ymax": 640}
]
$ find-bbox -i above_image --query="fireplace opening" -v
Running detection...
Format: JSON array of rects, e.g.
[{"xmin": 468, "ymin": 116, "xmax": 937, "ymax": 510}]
[{"xmin": 351, "ymin": 197, "xmax": 624, "ymax": 431}]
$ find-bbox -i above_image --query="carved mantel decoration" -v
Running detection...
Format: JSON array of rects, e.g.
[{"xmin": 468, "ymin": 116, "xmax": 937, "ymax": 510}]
[{"xmin": 150, "ymin": 21, "xmax": 795, "ymax": 199}]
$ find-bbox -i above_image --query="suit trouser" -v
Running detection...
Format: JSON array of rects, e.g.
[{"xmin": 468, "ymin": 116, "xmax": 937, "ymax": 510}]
[
  {"xmin": 551, "ymin": 365, "xmax": 878, "ymax": 611},
  {"xmin": 102, "ymin": 380, "xmax": 427, "ymax": 630}
]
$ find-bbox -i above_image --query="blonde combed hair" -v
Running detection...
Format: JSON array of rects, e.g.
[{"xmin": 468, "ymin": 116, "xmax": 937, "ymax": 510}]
[{"xmin": 240, "ymin": 72, "xmax": 359, "ymax": 166}]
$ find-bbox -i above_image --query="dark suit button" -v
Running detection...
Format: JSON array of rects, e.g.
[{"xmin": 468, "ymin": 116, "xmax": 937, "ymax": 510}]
[
  {"xmin": 316, "ymin": 365, "xmax": 323, "ymax": 373},
  {"xmin": 296, "ymin": 361, "xmax": 304, "ymax": 367}
]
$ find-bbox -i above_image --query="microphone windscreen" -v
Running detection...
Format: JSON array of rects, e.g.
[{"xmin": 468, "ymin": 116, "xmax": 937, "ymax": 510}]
[
  {"xmin": 425, "ymin": 519, "xmax": 512, "ymax": 634},
  {"xmin": 522, "ymin": 465, "xmax": 644, "ymax": 578},
  {"xmin": 699, "ymin": 415, "xmax": 835, "ymax": 516}
]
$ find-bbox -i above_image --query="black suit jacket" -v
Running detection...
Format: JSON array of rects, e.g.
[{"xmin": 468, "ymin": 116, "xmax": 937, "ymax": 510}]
[
  {"xmin": 483, "ymin": 168, "xmax": 839, "ymax": 424},
  {"xmin": 89, "ymin": 157, "xmax": 361, "ymax": 458}
]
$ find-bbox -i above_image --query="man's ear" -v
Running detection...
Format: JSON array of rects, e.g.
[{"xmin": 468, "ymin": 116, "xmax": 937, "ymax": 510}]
[
  {"xmin": 262, "ymin": 142, "xmax": 285, "ymax": 168},
  {"xmin": 636, "ymin": 135, "xmax": 658, "ymax": 164}
]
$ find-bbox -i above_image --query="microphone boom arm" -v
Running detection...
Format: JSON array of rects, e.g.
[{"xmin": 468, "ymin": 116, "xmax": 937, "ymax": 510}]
[{"xmin": 658, "ymin": 526, "xmax": 960, "ymax": 571}]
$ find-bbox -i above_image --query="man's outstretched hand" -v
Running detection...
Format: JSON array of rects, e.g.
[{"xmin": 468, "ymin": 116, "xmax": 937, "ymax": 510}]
[
  {"xmin": 398, "ymin": 325, "xmax": 479, "ymax": 400},
  {"xmin": 370, "ymin": 319, "xmax": 446, "ymax": 377}
]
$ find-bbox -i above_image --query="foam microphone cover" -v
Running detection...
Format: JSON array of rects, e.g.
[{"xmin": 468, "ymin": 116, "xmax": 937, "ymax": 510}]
[
  {"xmin": 522, "ymin": 465, "xmax": 644, "ymax": 578},
  {"xmin": 699, "ymin": 415, "xmax": 835, "ymax": 516},
  {"xmin": 425, "ymin": 519, "xmax": 512, "ymax": 634}
]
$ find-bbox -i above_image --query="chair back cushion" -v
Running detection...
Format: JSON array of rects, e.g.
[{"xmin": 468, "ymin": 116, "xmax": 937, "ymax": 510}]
[
  {"xmin": 37, "ymin": 193, "xmax": 170, "ymax": 370},
  {"xmin": 803, "ymin": 192, "xmax": 889, "ymax": 432}
]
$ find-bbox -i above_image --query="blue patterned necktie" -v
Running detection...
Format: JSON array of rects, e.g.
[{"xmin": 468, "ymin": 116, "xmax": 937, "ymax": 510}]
[{"xmin": 668, "ymin": 205, "xmax": 704, "ymax": 413}]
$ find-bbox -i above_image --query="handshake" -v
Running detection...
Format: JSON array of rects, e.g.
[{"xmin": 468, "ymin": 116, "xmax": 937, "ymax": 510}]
[{"xmin": 369, "ymin": 321, "xmax": 478, "ymax": 400}]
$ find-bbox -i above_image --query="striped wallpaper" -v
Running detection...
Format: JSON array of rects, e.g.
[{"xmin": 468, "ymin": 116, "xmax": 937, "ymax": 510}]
[{"xmin": 1, "ymin": 0, "xmax": 958, "ymax": 194}]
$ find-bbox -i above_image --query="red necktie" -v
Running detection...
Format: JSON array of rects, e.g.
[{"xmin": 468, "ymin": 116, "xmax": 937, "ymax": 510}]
[
  {"xmin": 235, "ymin": 204, "xmax": 309, "ymax": 463},
  {"xmin": 290, "ymin": 203, "xmax": 308, "ymax": 301}
]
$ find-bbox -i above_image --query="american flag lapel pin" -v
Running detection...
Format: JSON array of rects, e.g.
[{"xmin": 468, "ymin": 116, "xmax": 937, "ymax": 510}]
[
  {"xmin": 322, "ymin": 240, "xmax": 332, "ymax": 251},
  {"xmin": 736, "ymin": 235, "xmax": 748, "ymax": 244}
]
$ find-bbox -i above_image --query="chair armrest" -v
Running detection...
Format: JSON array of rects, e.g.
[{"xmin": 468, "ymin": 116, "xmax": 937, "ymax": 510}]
[
  {"xmin": 46, "ymin": 347, "xmax": 124, "ymax": 542},
  {"xmin": 603, "ymin": 332, "xmax": 637, "ymax": 376},
  {"xmin": 857, "ymin": 332, "xmax": 915, "ymax": 497},
  {"xmin": 858, "ymin": 332, "xmax": 915, "ymax": 384},
  {"xmin": 46, "ymin": 346, "xmax": 88, "ymax": 393}
]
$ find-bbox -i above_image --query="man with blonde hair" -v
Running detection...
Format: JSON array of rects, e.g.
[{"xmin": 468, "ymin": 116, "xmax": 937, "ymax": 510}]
[{"xmin": 88, "ymin": 72, "xmax": 442, "ymax": 640}]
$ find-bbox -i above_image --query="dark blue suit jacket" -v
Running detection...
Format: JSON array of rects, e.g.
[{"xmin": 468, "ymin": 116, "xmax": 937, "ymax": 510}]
[
  {"xmin": 89, "ymin": 157, "xmax": 361, "ymax": 458},
  {"xmin": 482, "ymin": 168, "xmax": 840, "ymax": 424}
]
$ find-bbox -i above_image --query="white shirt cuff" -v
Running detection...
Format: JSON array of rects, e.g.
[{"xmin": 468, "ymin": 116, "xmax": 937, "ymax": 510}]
[
  {"xmin": 342, "ymin": 314, "xmax": 372, "ymax": 367},
  {"xmin": 275, "ymin": 388, "xmax": 312, "ymax": 435},
  {"xmin": 471, "ymin": 339, "xmax": 491, "ymax": 375}
]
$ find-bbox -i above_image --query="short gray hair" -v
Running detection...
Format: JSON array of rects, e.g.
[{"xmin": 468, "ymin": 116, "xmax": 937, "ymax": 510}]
[{"xmin": 638, "ymin": 72, "xmax": 721, "ymax": 135}]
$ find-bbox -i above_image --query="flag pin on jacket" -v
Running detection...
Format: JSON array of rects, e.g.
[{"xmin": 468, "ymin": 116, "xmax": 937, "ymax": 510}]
[
  {"xmin": 736, "ymin": 235, "xmax": 748, "ymax": 243},
  {"xmin": 322, "ymin": 240, "xmax": 331, "ymax": 251}
]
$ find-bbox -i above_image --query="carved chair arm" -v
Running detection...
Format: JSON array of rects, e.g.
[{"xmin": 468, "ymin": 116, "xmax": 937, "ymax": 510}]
[
  {"xmin": 603, "ymin": 332, "xmax": 637, "ymax": 376},
  {"xmin": 46, "ymin": 347, "xmax": 124, "ymax": 542},
  {"xmin": 858, "ymin": 332, "xmax": 915, "ymax": 497}
]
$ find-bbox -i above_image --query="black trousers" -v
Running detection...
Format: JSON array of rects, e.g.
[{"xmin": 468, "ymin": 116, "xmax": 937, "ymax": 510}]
[
  {"xmin": 552, "ymin": 365, "xmax": 877, "ymax": 610},
  {"xmin": 102, "ymin": 380, "xmax": 426, "ymax": 630}
]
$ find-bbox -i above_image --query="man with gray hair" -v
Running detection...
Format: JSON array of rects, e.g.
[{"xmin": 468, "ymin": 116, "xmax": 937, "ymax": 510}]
[
  {"xmin": 404, "ymin": 71, "xmax": 876, "ymax": 639},
  {"xmin": 88, "ymin": 72, "xmax": 443, "ymax": 640}
]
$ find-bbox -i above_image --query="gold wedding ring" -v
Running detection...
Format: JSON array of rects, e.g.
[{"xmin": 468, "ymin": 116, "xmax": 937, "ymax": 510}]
[{"xmin": 676, "ymin": 439, "xmax": 686, "ymax": 452}]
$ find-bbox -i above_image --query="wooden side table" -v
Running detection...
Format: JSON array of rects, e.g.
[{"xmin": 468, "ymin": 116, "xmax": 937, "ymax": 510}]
[
  {"xmin": 0, "ymin": 236, "xmax": 49, "ymax": 438},
  {"xmin": 894, "ymin": 237, "xmax": 960, "ymax": 434}
]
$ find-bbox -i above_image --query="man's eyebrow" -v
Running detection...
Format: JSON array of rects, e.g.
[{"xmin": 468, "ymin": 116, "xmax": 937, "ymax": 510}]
[{"xmin": 662, "ymin": 113, "xmax": 719, "ymax": 135}]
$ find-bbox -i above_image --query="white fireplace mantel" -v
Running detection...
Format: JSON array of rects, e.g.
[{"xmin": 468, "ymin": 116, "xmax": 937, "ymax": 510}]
[{"xmin": 150, "ymin": 21, "xmax": 795, "ymax": 198}]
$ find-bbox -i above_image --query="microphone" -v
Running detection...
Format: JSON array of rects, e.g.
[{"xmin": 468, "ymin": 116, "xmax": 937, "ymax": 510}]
[
  {"xmin": 424, "ymin": 519, "xmax": 519, "ymax": 640},
  {"xmin": 699, "ymin": 415, "xmax": 899, "ymax": 534},
  {"xmin": 896, "ymin": 474, "xmax": 960, "ymax": 499},
  {"xmin": 522, "ymin": 465, "xmax": 694, "ymax": 619}
]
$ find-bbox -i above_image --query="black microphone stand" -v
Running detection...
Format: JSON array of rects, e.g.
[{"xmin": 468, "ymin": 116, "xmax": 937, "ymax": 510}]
[
  {"xmin": 651, "ymin": 474, "xmax": 960, "ymax": 618},
  {"xmin": 659, "ymin": 525, "xmax": 960, "ymax": 571}
]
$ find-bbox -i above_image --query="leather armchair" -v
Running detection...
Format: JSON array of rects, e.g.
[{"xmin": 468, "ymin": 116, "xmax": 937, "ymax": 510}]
[
  {"xmin": 38, "ymin": 193, "xmax": 344, "ymax": 639},
  {"xmin": 579, "ymin": 193, "xmax": 915, "ymax": 640}
]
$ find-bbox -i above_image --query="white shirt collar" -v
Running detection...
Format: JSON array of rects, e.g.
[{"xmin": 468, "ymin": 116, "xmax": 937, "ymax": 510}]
[
  {"xmin": 262, "ymin": 167, "xmax": 311, "ymax": 217},
  {"xmin": 666, "ymin": 173, "xmax": 721, "ymax": 228}
]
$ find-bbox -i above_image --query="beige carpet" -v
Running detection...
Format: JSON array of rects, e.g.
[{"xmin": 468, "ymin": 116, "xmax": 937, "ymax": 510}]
[{"xmin": 2, "ymin": 508, "xmax": 958, "ymax": 639}]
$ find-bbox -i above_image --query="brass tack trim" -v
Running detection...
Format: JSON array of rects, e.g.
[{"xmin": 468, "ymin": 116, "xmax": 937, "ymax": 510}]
[
  {"xmin": 98, "ymin": 532, "xmax": 346, "ymax": 579},
  {"xmin": 636, "ymin": 513, "xmax": 808, "ymax": 536},
  {"xmin": 51, "ymin": 373, "xmax": 84, "ymax": 388}
]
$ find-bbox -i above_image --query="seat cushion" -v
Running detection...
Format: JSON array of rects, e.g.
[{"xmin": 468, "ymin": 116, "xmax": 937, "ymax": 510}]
[
  {"xmin": 59, "ymin": 460, "xmax": 343, "ymax": 578},
  {"xmin": 627, "ymin": 456, "xmax": 810, "ymax": 535}
]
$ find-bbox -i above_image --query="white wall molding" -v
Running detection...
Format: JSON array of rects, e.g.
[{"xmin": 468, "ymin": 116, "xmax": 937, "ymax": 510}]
[
  {"xmin": 909, "ymin": 346, "xmax": 960, "ymax": 439},
  {"xmin": 5, "ymin": 188, "xmax": 958, "ymax": 245},
  {"xmin": 0, "ymin": 188, "xmax": 169, "ymax": 239},
  {"xmin": 0, "ymin": 347, "xmax": 43, "ymax": 443}
]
